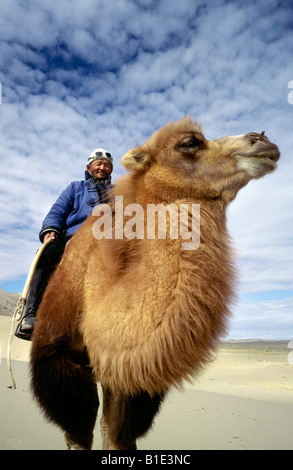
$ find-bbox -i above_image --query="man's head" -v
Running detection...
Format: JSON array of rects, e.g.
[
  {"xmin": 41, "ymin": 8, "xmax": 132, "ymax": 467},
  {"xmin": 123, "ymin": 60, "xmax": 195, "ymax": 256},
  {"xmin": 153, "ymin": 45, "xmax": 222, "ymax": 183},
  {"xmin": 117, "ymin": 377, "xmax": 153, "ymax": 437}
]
[{"xmin": 87, "ymin": 148, "xmax": 113, "ymax": 180}]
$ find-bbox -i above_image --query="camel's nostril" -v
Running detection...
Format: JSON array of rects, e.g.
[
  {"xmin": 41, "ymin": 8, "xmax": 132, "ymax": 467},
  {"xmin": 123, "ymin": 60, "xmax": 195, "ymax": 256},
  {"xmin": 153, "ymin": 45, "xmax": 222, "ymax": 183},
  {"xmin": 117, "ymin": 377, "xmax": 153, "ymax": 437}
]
[{"xmin": 246, "ymin": 131, "xmax": 270, "ymax": 145}]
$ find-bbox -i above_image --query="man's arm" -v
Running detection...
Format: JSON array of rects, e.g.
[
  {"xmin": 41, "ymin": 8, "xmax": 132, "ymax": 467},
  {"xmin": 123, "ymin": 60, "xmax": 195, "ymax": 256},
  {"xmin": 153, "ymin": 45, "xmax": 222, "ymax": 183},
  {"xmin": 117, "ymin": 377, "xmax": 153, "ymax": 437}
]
[{"xmin": 39, "ymin": 183, "xmax": 75, "ymax": 242}]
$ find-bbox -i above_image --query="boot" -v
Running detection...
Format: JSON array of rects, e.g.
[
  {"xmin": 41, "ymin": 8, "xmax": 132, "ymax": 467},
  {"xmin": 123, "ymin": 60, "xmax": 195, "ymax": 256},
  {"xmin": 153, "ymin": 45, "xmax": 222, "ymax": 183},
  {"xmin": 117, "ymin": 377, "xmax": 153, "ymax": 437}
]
[{"xmin": 15, "ymin": 309, "xmax": 36, "ymax": 341}]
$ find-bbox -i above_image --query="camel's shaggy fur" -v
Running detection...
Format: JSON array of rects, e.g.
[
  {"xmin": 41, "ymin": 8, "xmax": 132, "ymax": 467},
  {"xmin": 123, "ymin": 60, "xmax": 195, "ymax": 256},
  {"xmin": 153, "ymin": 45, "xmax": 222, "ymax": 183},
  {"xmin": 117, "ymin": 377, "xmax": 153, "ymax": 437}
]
[{"xmin": 30, "ymin": 116, "xmax": 280, "ymax": 449}]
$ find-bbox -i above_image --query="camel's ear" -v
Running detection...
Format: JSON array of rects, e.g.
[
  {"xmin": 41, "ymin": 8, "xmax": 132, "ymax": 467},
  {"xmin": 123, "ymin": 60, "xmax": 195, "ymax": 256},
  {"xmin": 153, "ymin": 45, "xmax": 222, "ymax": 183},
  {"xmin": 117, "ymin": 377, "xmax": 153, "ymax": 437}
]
[{"xmin": 121, "ymin": 147, "xmax": 151, "ymax": 172}]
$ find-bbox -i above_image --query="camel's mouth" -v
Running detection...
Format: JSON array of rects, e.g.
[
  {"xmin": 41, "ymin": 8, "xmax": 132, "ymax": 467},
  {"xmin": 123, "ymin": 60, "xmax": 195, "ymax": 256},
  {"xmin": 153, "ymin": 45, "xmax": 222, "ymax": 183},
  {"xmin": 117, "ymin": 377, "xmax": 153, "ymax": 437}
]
[
  {"xmin": 234, "ymin": 144, "xmax": 280, "ymax": 177},
  {"xmin": 236, "ymin": 145, "xmax": 280, "ymax": 166},
  {"xmin": 251, "ymin": 151, "xmax": 280, "ymax": 169},
  {"xmin": 253, "ymin": 150, "xmax": 280, "ymax": 163}
]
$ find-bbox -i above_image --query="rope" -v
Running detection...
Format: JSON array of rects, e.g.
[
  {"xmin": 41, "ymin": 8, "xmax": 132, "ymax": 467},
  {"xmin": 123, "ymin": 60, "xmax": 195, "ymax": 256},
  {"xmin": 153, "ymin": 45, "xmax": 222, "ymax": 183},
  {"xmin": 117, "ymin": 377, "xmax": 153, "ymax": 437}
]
[{"xmin": 7, "ymin": 237, "xmax": 54, "ymax": 389}]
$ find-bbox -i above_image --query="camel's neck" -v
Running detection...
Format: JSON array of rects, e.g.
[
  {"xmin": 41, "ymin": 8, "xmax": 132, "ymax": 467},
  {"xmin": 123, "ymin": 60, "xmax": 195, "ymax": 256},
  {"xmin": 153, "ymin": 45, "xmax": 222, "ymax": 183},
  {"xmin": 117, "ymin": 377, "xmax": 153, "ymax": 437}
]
[{"xmin": 167, "ymin": 197, "xmax": 235, "ymax": 346}]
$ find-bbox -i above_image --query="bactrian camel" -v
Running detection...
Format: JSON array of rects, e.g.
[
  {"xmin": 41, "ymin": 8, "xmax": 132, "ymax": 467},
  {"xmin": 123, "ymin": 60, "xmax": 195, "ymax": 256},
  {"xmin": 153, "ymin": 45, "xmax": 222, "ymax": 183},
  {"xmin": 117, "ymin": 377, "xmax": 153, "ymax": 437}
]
[{"xmin": 30, "ymin": 117, "xmax": 280, "ymax": 450}]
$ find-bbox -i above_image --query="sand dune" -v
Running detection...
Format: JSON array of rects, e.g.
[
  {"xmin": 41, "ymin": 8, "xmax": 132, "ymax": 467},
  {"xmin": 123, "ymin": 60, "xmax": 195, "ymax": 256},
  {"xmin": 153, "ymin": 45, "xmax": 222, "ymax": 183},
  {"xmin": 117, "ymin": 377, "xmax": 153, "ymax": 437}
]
[{"xmin": 0, "ymin": 290, "xmax": 292, "ymax": 450}]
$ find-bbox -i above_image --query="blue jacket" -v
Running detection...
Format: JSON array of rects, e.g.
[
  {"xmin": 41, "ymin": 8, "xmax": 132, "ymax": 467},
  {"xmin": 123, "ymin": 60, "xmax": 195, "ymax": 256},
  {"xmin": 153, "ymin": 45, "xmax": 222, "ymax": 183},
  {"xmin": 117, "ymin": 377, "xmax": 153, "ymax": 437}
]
[{"xmin": 39, "ymin": 172, "xmax": 111, "ymax": 242}]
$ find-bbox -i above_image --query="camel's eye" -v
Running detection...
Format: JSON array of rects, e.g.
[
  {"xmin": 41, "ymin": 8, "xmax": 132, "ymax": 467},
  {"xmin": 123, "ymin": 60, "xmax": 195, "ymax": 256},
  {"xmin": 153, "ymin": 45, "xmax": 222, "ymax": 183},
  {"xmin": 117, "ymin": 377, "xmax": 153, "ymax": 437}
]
[{"xmin": 179, "ymin": 136, "xmax": 205, "ymax": 151}]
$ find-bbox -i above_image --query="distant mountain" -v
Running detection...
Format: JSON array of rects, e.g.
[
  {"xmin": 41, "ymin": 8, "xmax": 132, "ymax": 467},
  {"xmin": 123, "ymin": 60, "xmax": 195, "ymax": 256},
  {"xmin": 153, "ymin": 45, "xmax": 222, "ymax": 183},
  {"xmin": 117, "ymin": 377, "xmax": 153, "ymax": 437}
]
[{"xmin": 0, "ymin": 288, "xmax": 19, "ymax": 316}]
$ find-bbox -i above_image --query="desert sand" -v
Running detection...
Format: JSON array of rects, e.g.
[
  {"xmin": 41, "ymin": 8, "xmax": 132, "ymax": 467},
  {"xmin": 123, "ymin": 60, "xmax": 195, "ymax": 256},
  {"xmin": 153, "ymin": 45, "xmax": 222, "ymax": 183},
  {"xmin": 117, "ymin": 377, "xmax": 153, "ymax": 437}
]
[{"xmin": 0, "ymin": 289, "xmax": 292, "ymax": 450}]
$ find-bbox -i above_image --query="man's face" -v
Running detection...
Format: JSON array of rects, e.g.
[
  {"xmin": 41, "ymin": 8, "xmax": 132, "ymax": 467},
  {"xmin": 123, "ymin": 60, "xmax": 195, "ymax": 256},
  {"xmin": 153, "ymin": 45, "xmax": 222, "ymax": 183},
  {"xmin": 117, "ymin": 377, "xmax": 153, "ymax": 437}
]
[{"xmin": 87, "ymin": 159, "xmax": 112, "ymax": 180}]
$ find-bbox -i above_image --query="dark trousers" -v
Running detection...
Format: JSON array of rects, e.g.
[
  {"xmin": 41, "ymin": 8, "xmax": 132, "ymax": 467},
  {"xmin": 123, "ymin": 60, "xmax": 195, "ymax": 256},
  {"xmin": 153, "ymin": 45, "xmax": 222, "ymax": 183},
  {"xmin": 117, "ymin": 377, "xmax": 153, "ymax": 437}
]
[{"xmin": 24, "ymin": 236, "xmax": 71, "ymax": 315}]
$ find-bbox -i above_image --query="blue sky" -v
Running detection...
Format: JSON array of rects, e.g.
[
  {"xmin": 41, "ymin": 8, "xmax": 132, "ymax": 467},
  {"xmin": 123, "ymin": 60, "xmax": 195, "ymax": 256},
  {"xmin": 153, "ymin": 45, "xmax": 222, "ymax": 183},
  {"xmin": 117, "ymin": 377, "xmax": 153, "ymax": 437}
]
[{"xmin": 0, "ymin": 0, "xmax": 292, "ymax": 339}]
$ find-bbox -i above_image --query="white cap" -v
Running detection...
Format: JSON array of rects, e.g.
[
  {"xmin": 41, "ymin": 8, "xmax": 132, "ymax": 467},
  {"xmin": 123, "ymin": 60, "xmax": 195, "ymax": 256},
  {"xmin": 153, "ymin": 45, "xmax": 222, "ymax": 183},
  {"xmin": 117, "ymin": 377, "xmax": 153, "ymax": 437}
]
[{"xmin": 87, "ymin": 148, "xmax": 113, "ymax": 168}]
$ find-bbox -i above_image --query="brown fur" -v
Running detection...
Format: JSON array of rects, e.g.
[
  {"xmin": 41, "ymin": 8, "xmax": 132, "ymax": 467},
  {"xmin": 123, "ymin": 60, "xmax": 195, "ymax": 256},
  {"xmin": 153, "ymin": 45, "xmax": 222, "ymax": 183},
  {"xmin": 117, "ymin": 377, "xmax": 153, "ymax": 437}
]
[{"xmin": 30, "ymin": 116, "xmax": 280, "ymax": 449}]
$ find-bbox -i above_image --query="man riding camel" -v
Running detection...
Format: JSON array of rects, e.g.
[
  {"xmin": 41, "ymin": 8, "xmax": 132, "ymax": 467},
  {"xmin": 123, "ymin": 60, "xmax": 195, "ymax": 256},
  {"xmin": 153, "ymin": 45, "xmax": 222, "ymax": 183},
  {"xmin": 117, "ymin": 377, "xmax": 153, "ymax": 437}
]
[{"xmin": 15, "ymin": 148, "xmax": 113, "ymax": 340}]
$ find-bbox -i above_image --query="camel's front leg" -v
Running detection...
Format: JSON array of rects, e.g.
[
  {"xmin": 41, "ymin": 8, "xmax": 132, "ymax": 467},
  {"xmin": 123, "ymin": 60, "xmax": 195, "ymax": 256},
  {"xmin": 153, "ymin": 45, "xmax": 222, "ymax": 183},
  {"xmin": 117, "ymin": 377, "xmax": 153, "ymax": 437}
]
[
  {"xmin": 100, "ymin": 385, "xmax": 110, "ymax": 449},
  {"xmin": 101, "ymin": 386, "xmax": 137, "ymax": 450},
  {"xmin": 100, "ymin": 386, "xmax": 136, "ymax": 450},
  {"xmin": 100, "ymin": 414, "xmax": 110, "ymax": 450},
  {"xmin": 100, "ymin": 416, "xmax": 133, "ymax": 450},
  {"xmin": 101, "ymin": 385, "xmax": 163, "ymax": 450}
]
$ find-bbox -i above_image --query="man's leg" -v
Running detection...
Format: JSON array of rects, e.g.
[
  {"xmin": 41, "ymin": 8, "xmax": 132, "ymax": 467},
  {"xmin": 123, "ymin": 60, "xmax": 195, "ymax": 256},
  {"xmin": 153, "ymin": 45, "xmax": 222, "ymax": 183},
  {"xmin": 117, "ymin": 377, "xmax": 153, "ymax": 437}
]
[{"xmin": 15, "ymin": 237, "xmax": 70, "ymax": 341}]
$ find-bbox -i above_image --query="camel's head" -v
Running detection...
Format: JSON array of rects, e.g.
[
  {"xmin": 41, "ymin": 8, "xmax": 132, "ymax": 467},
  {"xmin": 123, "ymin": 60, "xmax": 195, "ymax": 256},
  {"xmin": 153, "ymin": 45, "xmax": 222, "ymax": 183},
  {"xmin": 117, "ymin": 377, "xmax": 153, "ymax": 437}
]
[{"xmin": 121, "ymin": 116, "xmax": 280, "ymax": 203}]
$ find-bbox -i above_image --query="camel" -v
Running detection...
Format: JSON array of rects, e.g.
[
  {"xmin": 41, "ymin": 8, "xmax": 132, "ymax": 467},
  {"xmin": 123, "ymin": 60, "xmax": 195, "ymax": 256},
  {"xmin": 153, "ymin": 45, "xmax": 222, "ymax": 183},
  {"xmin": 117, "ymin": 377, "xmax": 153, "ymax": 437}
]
[{"xmin": 30, "ymin": 116, "xmax": 280, "ymax": 450}]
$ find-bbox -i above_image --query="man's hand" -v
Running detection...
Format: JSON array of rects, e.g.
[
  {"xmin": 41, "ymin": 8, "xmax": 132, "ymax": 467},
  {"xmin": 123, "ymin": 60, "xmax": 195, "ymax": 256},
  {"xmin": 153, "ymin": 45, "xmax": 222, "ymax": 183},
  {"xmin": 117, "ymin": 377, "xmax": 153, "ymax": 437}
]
[{"xmin": 43, "ymin": 231, "xmax": 59, "ymax": 243}]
